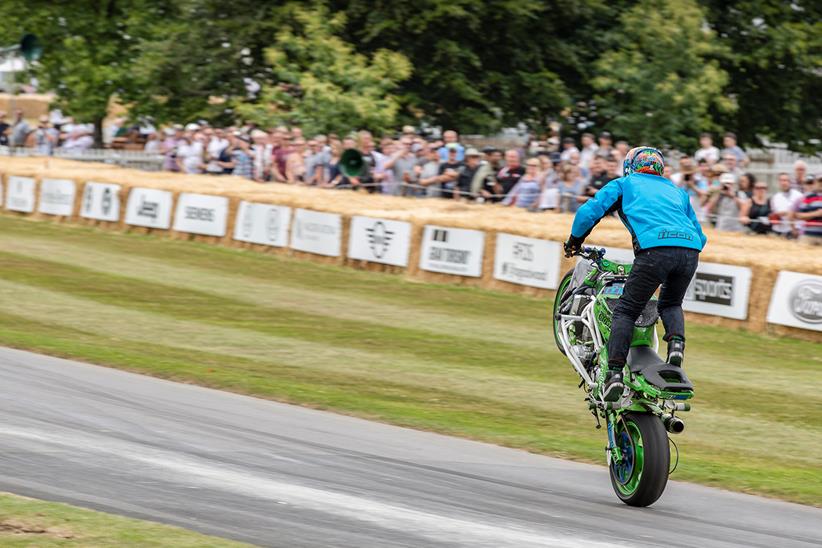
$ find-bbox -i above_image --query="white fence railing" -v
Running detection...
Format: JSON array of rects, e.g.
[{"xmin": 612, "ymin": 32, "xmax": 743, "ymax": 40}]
[{"xmin": 0, "ymin": 146, "xmax": 165, "ymax": 171}]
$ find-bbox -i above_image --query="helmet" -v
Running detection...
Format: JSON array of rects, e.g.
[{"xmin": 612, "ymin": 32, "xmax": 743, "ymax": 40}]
[{"xmin": 624, "ymin": 146, "xmax": 665, "ymax": 176}]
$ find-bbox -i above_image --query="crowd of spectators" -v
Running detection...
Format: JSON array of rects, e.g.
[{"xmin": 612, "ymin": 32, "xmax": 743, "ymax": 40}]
[{"xmin": 5, "ymin": 109, "xmax": 820, "ymax": 245}]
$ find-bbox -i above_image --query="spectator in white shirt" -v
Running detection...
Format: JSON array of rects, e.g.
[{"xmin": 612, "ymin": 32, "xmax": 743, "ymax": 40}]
[
  {"xmin": 559, "ymin": 137, "xmax": 579, "ymax": 163},
  {"xmin": 770, "ymin": 173, "xmax": 804, "ymax": 237},
  {"xmin": 176, "ymin": 132, "xmax": 204, "ymax": 174},
  {"xmin": 578, "ymin": 132, "xmax": 598, "ymax": 169},
  {"xmin": 694, "ymin": 132, "xmax": 720, "ymax": 165},
  {"xmin": 205, "ymin": 128, "xmax": 230, "ymax": 175}
]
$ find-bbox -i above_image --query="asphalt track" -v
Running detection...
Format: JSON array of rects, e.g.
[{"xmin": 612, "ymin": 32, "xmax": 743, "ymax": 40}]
[{"xmin": 0, "ymin": 347, "xmax": 820, "ymax": 547}]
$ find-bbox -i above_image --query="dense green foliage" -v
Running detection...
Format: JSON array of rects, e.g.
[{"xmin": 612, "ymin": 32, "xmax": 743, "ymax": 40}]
[{"xmin": 0, "ymin": 0, "xmax": 818, "ymax": 150}]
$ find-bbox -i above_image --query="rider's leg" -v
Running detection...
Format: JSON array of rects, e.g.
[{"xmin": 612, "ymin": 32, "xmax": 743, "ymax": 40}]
[
  {"xmin": 602, "ymin": 249, "xmax": 666, "ymax": 400},
  {"xmin": 657, "ymin": 249, "xmax": 699, "ymax": 366}
]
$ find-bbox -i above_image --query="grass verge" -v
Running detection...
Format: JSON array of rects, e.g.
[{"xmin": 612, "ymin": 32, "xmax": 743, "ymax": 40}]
[
  {"xmin": 0, "ymin": 215, "xmax": 819, "ymax": 506},
  {"xmin": 0, "ymin": 492, "xmax": 247, "ymax": 547}
]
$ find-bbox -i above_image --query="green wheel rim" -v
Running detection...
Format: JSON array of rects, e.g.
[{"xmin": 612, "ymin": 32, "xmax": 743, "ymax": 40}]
[{"xmin": 612, "ymin": 418, "xmax": 645, "ymax": 496}]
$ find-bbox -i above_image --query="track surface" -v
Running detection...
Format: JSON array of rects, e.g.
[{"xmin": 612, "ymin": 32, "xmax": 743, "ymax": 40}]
[{"xmin": 0, "ymin": 348, "xmax": 819, "ymax": 547}]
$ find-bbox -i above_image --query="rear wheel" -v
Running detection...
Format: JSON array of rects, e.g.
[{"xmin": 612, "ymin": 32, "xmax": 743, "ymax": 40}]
[
  {"xmin": 609, "ymin": 412, "xmax": 669, "ymax": 507},
  {"xmin": 551, "ymin": 269, "xmax": 575, "ymax": 355}
]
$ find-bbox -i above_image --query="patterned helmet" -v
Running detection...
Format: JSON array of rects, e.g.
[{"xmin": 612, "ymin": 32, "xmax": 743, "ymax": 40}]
[{"xmin": 624, "ymin": 146, "xmax": 665, "ymax": 176}]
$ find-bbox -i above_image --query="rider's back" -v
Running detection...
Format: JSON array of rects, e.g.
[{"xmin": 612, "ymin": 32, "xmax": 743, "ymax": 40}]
[{"xmin": 571, "ymin": 172, "xmax": 707, "ymax": 253}]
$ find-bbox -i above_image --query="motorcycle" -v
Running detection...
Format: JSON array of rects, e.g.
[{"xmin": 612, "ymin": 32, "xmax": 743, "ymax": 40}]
[{"xmin": 552, "ymin": 246, "xmax": 694, "ymax": 507}]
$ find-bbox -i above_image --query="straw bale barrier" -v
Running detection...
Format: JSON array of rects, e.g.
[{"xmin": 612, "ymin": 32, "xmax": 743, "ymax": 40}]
[{"xmin": 2, "ymin": 157, "xmax": 820, "ymax": 341}]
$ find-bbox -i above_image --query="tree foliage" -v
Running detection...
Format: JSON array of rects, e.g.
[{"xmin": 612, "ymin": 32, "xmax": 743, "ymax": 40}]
[
  {"xmin": 0, "ymin": 0, "xmax": 818, "ymax": 151},
  {"xmin": 235, "ymin": 4, "xmax": 411, "ymax": 135},
  {"xmin": 700, "ymin": 0, "xmax": 822, "ymax": 153},
  {"xmin": 591, "ymin": 0, "xmax": 735, "ymax": 150}
]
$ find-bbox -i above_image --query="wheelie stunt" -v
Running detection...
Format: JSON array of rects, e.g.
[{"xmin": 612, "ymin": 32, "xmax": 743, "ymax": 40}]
[{"xmin": 554, "ymin": 146, "xmax": 707, "ymax": 506}]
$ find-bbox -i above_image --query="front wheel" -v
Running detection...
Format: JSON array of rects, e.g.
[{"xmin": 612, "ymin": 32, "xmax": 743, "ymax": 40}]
[
  {"xmin": 609, "ymin": 412, "xmax": 669, "ymax": 507},
  {"xmin": 551, "ymin": 269, "xmax": 574, "ymax": 355}
]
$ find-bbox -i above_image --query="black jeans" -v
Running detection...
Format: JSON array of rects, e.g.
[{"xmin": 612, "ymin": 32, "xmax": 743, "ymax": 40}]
[{"xmin": 607, "ymin": 246, "xmax": 699, "ymax": 367}]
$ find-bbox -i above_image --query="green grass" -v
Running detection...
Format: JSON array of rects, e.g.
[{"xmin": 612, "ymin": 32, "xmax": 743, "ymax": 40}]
[
  {"xmin": 0, "ymin": 215, "xmax": 820, "ymax": 506},
  {"xmin": 0, "ymin": 492, "xmax": 248, "ymax": 547}
]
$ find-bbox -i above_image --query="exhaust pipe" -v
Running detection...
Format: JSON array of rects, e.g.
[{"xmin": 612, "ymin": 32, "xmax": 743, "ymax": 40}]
[{"xmin": 663, "ymin": 415, "xmax": 685, "ymax": 434}]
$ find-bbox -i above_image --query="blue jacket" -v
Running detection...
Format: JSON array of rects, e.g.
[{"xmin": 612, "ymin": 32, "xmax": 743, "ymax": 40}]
[{"xmin": 571, "ymin": 173, "xmax": 707, "ymax": 252}]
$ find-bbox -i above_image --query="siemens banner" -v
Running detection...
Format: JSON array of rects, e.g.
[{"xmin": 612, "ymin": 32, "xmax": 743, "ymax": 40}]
[
  {"xmin": 6, "ymin": 176, "xmax": 36, "ymax": 213},
  {"xmin": 233, "ymin": 201, "xmax": 292, "ymax": 247},
  {"xmin": 348, "ymin": 216, "xmax": 412, "ymax": 267},
  {"xmin": 38, "ymin": 178, "xmax": 76, "ymax": 216},
  {"xmin": 683, "ymin": 262, "xmax": 752, "ymax": 320},
  {"xmin": 419, "ymin": 225, "xmax": 484, "ymax": 277},
  {"xmin": 290, "ymin": 208, "xmax": 342, "ymax": 257},
  {"xmin": 124, "ymin": 187, "xmax": 173, "ymax": 229},
  {"xmin": 172, "ymin": 193, "xmax": 229, "ymax": 237},
  {"xmin": 767, "ymin": 271, "xmax": 822, "ymax": 332},
  {"xmin": 81, "ymin": 181, "xmax": 121, "ymax": 222},
  {"xmin": 493, "ymin": 233, "xmax": 561, "ymax": 289}
]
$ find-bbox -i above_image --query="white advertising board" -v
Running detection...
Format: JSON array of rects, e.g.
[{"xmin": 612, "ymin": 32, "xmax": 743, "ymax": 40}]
[
  {"xmin": 5, "ymin": 176, "xmax": 35, "ymax": 213},
  {"xmin": 80, "ymin": 181, "xmax": 121, "ymax": 222},
  {"xmin": 233, "ymin": 201, "xmax": 291, "ymax": 247},
  {"xmin": 172, "ymin": 193, "xmax": 229, "ymax": 237},
  {"xmin": 767, "ymin": 271, "xmax": 822, "ymax": 332},
  {"xmin": 493, "ymin": 233, "xmax": 561, "ymax": 289},
  {"xmin": 419, "ymin": 225, "xmax": 485, "ymax": 277},
  {"xmin": 683, "ymin": 262, "xmax": 752, "ymax": 320},
  {"xmin": 38, "ymin": 178, "xmax": 76, "ymax": 216},
  {"xmin": 348, "ymin": 216, "xmax": 412, "ymax": 267},
  {"xmin": 124, "ymin": 187, "xmax": 173, "ymax": 229},
  {"xmin": 290, "ymin": 208, "xmax": 342, "ymax": 257}
]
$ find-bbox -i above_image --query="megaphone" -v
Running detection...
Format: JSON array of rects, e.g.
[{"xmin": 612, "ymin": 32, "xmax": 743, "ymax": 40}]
[
  {"xmin": 20, "ymin": 34, "xmax": 43, "ymax": 62},
  {"xmin": 0, "ymin": 34, "xmax": 42, "ymax": 62},
  {"xmin": 339, "ymin": 148, "xmax": 365, "ymax": 178}
]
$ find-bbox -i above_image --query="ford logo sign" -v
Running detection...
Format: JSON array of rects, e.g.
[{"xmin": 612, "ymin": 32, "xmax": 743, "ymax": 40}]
[{"xmin": 789, "ymin": 280, "xmax": 822, "ymax": 324}]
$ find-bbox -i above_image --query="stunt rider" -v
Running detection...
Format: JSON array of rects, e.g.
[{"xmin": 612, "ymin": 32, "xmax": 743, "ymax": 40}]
[{"xmin": 563, "ymin": 147, "xmax": 707, "ymax": 402}]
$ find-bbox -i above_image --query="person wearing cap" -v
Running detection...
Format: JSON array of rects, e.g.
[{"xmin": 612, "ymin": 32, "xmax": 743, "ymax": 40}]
[
  {"xmin": 454, "ymin": 147, "xmax": 491, "ymax": 200},
  {"xmin": 437, "ymin": 144, "xmax": 463, "ymax": 198},
  {"xmin": 706, "ymin": 172, "xmax": 749, "ymax": 232},
  {"xmin": 32, "ymin": 115, "xmax": 58, "ymax": 156},
  {"xmin": 564, "ymin": 147, "xmax": 706, "ymax": 402},
  {"xmin": 437, "ymin": 130, "xmax": 464, "ymax": 162}
]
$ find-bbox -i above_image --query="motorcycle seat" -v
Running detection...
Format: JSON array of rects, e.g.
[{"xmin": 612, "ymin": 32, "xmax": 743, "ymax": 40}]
[{"xmin": 627, "ymin": 346, "xmax": 693, "ymax": 392}]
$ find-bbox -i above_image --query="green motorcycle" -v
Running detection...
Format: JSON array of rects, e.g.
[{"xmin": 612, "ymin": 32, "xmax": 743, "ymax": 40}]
[{"xmin": 552, "ymin": 246, "xmax": 694, "ymax": 507}]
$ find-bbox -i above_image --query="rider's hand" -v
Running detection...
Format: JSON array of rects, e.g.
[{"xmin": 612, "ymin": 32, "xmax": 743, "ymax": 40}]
[{"xmin": 564, "ymin": 235, "xmax": 583, "ymax": 258}]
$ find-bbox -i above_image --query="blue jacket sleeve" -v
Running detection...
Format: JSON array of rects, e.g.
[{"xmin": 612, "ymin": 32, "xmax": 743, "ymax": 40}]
[
  {"xmin": 570, "ymin": 179, "xmax": 624, "ymax": 238},
  {"xmin": 684, "ymin": 194, "xmax": 708, "ymax": 249}
]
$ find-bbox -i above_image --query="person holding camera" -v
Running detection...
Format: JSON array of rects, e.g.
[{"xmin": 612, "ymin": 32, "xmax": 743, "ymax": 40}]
[{"xmin": 706, "ymin": 173, "xmax": 749, "ymax": 232}]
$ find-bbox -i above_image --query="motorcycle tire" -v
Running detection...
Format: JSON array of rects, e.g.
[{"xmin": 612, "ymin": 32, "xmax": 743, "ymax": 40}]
[
  {"xmin": 552, "ymin": 269, "xmax": 575, "ymax": 356},
  {"xmin": 608, "ymin": 412, "xmax": 669, "ymax": 507}
]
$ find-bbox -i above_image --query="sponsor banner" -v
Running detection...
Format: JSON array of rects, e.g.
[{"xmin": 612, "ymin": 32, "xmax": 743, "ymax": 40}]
[
  {"xmin": 172, "ymin": 193, "xmax": 229, "ymax": 237},
  {"xmin": 419, "ymin": 225, "xmax": 484, "ymax": 277},
  {"xmin": 348, "ymin": 216, "xmax": 412, "ymax": 267},
  {"xmin": 124, "ymin": 187, "xmax": 173, "ymax": 229},
  {"xmin": 290, "ymin": 208, "xmax": 342, "ymax": 257},
  {"xmin": 81, "ymin": 181, "xmax": 121, "ymax": 222},
  {"xmin": 233, "ymin": 201, "xmax": 291, "ymax": 247},
  {"xmin": 493, "ymin": 233, "xmax": 561, "ymax": 289},
  {"xmin": 767, "ymin": 271, "xmax": 822, "ymax": 332},
  {"xmin": 38, "ymin": 178, "xmax": 76, "ymax": 216},
  {"xmin": 684, "ymin": 262, "xmax": 752, "ymax": 320},
  {"xmin": 6, "ymin": 176, "xmax": 36, "ymax": 213}
]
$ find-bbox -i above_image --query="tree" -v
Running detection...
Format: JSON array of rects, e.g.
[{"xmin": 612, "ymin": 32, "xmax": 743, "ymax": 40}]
[
  {"xmin": 235, "ymin": 3, "xmax": 411, "ymax": 136},
  {"xmin": 590, "ymin": 0, "xmax": 735, "ymax": 151},
  {"xmin": 699, "ymin": 0, "xmax": 822, "ymax": 153},
  {"xmin": 0, "ymin": 0, "xmax": 167, "ymax": 146}
]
